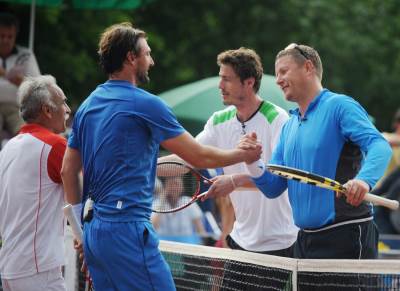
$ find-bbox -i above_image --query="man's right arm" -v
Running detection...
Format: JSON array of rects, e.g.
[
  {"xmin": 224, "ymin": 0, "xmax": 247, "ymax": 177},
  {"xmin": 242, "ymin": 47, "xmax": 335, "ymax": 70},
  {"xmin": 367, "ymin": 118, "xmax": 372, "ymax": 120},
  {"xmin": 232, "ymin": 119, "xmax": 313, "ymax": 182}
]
[
  {"xmin": 161, "ymin": 131, "xmax": 261, "ymax": 169},
  {"xmin": 61, "ymin": 147, "xmax": 83, "ymax": 205}
]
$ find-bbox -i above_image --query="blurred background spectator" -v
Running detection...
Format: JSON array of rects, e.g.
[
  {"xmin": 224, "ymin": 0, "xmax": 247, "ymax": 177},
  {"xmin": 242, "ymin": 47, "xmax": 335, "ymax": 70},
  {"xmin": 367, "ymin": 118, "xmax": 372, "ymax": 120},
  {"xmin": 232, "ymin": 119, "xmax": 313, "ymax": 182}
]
[
  {"xmin": 373, "ymin": 108, "xmax": 400, "ymax": 234},
  {"xmin": 152, "ymin": 176, "xmax": 207, "ymax": 244},
  {"xmin": 0, "ymin": 12, "xmax": 40, "ymax": 149}
]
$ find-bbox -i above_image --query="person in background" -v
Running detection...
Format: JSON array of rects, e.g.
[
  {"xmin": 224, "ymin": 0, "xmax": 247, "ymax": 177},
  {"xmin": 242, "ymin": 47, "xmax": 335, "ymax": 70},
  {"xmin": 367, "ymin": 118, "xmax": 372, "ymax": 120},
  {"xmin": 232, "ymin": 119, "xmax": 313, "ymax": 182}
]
[
  {"xmin": 373, "ymin": 108, "xmax": 400, "ymax": 234},
  {"xmin": 0, "ymin": 12, "xmax": 40, "ymax": 145},
  {"xmin": 383, "ymin": 109, "xmax": 400, "ymax": 145},
  {"xmin": 152, "ymin": 177, "xmax": 206, "ymax": 242},
  {"xmin": 0, "ymin": 75, "xmax": 70, "ymax": 291},
  {"xmin": 61, "ymin": 22, "xmax": 261, "ymax": 291}
]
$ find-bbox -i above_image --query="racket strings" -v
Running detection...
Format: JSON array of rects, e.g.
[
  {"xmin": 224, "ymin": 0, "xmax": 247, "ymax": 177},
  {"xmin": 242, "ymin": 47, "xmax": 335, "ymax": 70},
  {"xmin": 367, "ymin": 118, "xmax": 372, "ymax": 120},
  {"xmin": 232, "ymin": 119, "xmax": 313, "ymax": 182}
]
[{"xmin": 153, "ymin": 163, "xmax": 200, "ymax": 213}]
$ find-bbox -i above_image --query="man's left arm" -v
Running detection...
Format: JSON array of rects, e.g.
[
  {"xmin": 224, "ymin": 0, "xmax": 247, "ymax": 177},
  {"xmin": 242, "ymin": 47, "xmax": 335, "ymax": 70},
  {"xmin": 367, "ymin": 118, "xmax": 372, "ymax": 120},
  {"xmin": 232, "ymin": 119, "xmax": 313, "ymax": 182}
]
[
  {"xmin": 338, "ymin": 99, "xmax": 392, "ymax": 205},
  {"xmin": 61, "ymin": 147, "xmax": 83, "ymax": 205}
]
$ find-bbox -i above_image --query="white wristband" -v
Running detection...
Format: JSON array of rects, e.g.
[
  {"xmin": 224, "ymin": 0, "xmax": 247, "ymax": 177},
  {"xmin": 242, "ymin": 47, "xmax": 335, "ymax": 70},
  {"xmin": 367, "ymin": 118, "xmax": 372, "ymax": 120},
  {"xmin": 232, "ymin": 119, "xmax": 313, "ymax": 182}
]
[
  {"xmin": 71, "ymin": 203, "xmax": 82, "ymax": 228},
  {"xmin": 246, "ymin": 159, "xmax": 265, "ymax": 178}
]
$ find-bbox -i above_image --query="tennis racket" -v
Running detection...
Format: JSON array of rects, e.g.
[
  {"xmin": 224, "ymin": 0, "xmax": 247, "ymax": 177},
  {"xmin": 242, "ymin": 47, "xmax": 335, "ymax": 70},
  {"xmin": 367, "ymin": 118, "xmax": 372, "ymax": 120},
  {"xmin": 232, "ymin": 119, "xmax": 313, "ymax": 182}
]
[
  {"xmin": 266, "ymin": 164, "xmax": 399, "ymax": 210},
  {"xmin": 63, "ymin": 204, "xmax": 94, "ymax": 291},
  {"xmin": 152, "ymin": 162, "xmax": 213, "ymax": 213}
]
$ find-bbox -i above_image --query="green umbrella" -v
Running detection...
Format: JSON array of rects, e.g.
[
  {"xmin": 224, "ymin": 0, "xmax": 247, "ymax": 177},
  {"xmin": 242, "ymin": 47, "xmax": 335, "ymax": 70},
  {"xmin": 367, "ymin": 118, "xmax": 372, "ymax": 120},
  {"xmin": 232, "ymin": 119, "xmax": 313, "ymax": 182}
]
[{"xmin": 159, "ymin": 74, "xmax": 295, "ymax": 136}]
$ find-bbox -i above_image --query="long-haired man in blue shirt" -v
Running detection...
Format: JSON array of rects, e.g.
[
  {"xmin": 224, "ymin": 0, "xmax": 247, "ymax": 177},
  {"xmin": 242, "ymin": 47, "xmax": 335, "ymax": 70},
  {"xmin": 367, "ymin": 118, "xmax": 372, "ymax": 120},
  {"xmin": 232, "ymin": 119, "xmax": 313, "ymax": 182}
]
[{"xmin": 61, "ymin": 23, "xmax": 261, "ymax": 290}]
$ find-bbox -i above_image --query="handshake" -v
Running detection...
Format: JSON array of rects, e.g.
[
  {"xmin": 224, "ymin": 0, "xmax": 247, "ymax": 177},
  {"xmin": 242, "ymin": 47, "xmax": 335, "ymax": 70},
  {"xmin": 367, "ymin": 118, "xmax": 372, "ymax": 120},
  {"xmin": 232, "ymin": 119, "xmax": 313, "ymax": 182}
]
[{"xmin": 236, "ymin": 132, "xmax": 263, "ymax": 164}]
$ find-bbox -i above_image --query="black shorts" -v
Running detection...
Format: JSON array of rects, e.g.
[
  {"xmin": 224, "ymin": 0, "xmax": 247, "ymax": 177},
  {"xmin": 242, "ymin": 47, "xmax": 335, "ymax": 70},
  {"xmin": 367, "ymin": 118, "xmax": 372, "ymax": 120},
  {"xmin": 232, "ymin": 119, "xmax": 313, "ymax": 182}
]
[{"xmin": 294, "ymin": 219, "xmax": 378, "ymax": 259}]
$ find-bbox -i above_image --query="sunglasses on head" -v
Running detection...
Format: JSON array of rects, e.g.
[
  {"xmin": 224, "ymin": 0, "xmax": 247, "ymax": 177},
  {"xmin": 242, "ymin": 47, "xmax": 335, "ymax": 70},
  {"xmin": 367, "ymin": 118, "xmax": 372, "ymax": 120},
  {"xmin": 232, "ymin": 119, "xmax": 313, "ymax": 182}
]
[{"xmin": 285, "ymin": 43, "xmax": 310, "ymax": 60}]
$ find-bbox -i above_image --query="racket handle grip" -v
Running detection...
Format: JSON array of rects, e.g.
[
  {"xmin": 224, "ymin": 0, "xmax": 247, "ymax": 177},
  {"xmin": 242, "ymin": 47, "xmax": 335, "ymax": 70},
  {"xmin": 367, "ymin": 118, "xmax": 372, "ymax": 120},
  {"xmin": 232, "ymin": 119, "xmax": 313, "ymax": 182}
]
[
  {"xmin": 364, "ymin": 193, "xmax": 399, "ymax": 210},
  {"xmin": 63, "ymin": 204, "xmax": 83, "ymax": 241}
]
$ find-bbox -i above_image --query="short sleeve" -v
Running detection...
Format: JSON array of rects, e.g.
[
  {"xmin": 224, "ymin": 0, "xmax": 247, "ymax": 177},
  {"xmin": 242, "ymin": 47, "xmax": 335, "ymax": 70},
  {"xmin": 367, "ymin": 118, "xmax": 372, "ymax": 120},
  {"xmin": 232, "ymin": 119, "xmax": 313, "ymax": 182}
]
[
  {"xmin": 195, "ymin": 115, "xmax": 218, "ymax": 147},
  {"xmin": 137, "ymin": 97, "xmax": 185, "ymax": 143},
  {"xmin": 68, "ymin": 117, "xmax": 80, "ymax": 150},
  {"xmin": 270, "ymin": 110, "xmax": 289, "ymax": 150}
]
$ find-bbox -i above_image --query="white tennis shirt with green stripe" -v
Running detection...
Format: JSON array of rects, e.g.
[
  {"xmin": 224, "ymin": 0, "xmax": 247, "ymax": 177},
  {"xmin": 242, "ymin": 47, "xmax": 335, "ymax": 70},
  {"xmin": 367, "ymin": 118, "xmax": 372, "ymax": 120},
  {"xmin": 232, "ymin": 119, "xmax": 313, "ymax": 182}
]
[{"xmin": 196, "ymin": 101, "xmax": 298, "ymax": 252}]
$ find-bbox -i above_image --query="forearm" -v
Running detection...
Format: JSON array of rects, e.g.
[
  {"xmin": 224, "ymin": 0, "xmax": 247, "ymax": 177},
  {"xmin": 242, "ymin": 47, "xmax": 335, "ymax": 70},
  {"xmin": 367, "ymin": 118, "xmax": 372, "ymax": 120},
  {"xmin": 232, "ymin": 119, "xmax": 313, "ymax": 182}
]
[
  {"xmin": 190, "ymin": 146, "xmax": 244, "ymax": 169},
  {"xmin": 61, "ymin": 147, "xmax": 83, "ymax": 204},
  {"xmin": 356, "ymin": 138, "xmax": 393, "ymax": 188},
  {"xmin": 159, "ymin": 151, "xmax": 242, "ymax": 171},
  {"xmin": 161, "ymin": 132, "xmax": 260, "ymax": 169},
  {"xmin": 171, "ymin": 142, "xmax": 246, "ymax": 169},
  {"xmin": 62, "ymin": 171, "xmax": 82, "ymax": 204},
  {"xmin": 231, "ymin": 174, "xmax": 255, "ymax": 188}
]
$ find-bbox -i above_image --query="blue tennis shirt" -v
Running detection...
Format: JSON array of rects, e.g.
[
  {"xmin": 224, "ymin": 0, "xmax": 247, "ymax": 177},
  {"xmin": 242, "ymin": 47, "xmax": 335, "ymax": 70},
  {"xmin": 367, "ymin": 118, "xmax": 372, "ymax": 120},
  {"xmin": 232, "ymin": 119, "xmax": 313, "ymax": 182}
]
[
  {"xmin": 68, "ymin": 80, "xmax": 185, "ymax": 222},
  {"xmin": 252, "ymin": 89, "xmax": 392, "ymax": 229}
]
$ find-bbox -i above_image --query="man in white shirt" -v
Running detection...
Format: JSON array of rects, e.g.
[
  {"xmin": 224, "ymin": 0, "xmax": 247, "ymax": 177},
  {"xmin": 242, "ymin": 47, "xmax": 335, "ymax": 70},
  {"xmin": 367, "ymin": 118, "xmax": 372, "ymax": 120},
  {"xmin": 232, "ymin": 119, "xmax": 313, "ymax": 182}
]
[
  {"xmin": 0, "ymin": 12, "xmax": 40, "ymax": 141},
  {"xmin": 0, "ymin": 75, "xmax": 70, "ymax": 291},
  {"xmin": 196, "ymin": 48, "xmax": 298, "ymax": 256}
]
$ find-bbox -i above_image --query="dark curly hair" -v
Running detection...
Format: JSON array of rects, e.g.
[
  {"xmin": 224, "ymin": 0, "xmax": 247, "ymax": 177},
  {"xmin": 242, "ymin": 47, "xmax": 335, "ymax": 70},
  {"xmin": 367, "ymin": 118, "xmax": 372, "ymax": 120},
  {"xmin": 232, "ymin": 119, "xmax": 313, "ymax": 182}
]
[
  {"xmin": 217, "ymin": 47, "xmax": 263, "ymax": 93},
  {"xmin": 98, "ymin": 22, "xmax": 146, "ymax": 75}
]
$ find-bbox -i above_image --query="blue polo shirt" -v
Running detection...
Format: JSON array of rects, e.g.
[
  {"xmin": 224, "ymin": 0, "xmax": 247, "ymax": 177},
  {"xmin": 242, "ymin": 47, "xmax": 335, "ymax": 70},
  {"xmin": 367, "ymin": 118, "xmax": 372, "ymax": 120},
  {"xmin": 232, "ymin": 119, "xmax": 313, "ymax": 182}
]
[
  {"xmin": 68, "ymin": 80, "xmax": 185, "ymax": 222},
  {"xmin": 253, "ymin": 89, "xmax": 392, "ymax": 229}
]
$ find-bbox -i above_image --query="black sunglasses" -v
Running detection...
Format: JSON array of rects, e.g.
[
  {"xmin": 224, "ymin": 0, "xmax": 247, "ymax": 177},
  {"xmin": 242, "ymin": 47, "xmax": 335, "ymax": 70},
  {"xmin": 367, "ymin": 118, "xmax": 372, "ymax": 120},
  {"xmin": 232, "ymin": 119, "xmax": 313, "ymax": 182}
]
[{"xmin": 293, "ymin": 45, "xmax": 310, "ymax": 60}]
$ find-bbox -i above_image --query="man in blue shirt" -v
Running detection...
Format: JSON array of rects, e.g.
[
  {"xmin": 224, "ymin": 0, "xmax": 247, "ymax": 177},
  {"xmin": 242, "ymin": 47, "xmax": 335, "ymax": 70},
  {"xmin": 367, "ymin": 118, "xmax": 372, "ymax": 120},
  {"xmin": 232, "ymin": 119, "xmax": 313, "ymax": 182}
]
[
  {"xmin": 61, "ymin": 23, "xmax": 261, "ymax": 290},
  {"xmin": 206, "ymin": 43, "xmax": 392, "ymax": 260}
]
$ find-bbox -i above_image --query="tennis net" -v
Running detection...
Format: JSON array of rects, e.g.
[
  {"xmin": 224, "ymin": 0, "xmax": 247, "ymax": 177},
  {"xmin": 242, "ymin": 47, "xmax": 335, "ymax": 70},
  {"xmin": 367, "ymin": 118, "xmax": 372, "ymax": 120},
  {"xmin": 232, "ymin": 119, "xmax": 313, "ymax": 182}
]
[
  {"xmin": 159, "ymin": 240, "xmax": 400, "ymax": 291},
  {"xmin": 69, "ymin": 236, "xmax": 400, "ymax": 290}
]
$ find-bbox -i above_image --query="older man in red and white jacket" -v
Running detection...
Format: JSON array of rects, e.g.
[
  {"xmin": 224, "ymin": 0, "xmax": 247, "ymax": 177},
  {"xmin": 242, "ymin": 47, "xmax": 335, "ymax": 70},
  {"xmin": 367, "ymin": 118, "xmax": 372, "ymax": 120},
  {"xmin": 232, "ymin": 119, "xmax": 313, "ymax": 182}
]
[{"xmin": 0, "ymin": 75, "xmax": 70, "ymax": 291}]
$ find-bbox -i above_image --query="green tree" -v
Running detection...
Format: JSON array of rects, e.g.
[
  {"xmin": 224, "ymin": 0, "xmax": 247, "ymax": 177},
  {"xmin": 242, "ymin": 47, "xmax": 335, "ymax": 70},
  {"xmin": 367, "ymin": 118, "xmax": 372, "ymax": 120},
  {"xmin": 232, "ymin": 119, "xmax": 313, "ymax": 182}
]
[{"xmin": 3, "ymin": 0, "xmax": 400, "ymax": 130}]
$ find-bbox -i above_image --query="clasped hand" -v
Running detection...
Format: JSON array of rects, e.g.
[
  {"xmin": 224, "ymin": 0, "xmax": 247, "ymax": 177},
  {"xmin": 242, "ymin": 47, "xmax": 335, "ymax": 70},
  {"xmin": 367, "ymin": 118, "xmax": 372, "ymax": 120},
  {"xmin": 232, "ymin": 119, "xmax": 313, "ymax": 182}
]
[{"xmin": 237, "ymin": 132, "xmax": 262, "ymax": 164}]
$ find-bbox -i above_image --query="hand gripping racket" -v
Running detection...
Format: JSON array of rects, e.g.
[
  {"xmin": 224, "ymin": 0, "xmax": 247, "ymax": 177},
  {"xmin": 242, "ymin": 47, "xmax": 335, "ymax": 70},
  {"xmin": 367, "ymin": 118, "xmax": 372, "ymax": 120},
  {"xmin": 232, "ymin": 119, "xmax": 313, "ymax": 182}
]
[
  {"xmin": 266, "ymin": 164, "xmax": 399, "ymax": 210},
  {"xmin": 152, "ymin": 162, "xmax": 213, "ymax": 213},
  {"xmin": 63, "ymin": 204, "xmax": 94, "ymax": 291}
]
